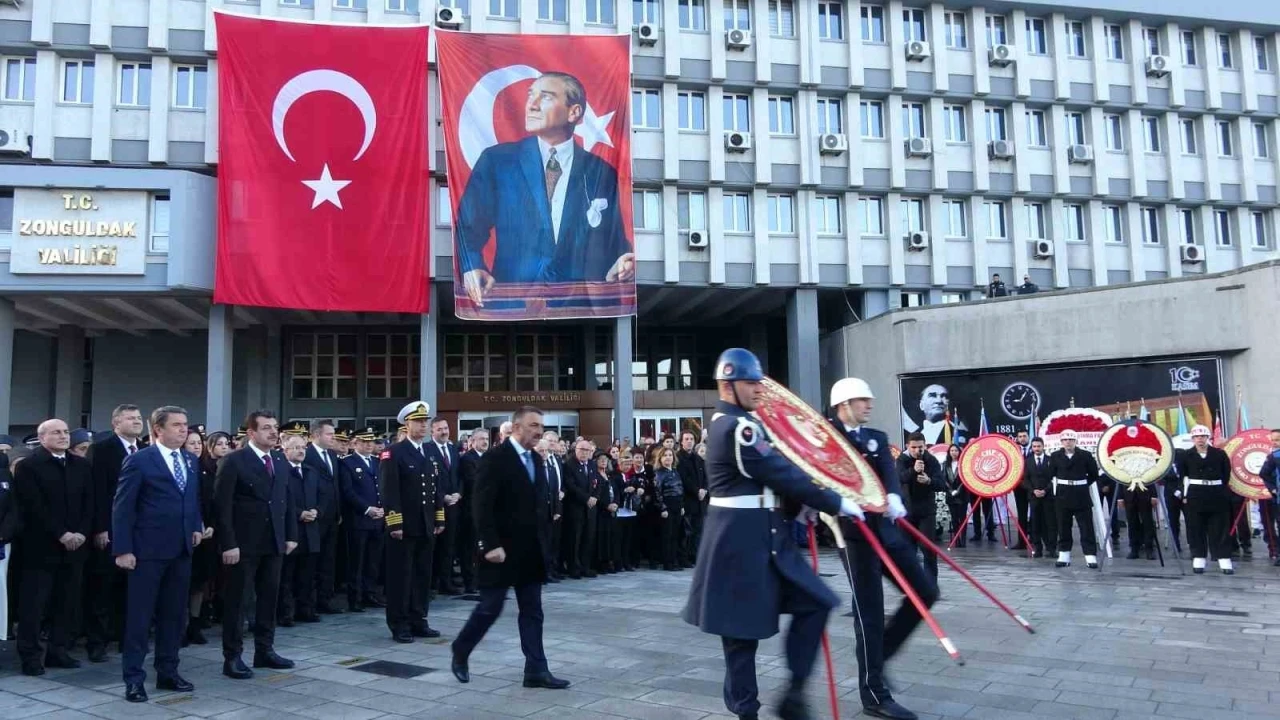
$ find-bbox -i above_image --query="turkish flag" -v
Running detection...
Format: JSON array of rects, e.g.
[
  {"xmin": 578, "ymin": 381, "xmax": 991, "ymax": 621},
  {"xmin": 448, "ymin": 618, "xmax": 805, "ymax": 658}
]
[{"xmin": 213, "ymin": 13, "xmax": 430, "ymax": 313}]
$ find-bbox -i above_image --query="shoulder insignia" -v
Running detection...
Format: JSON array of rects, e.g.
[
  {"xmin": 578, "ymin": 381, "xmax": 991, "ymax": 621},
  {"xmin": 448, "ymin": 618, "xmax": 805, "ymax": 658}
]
[
  {"xmin": 734, "ymin": 418, "xmax": 769, "ymax": 455},
  {"xmin": 379, "ymin": 451, "xmax": 391, "ymax": 460},
  {"xmin": 867, "ymin": 439, "xmax": 878, "ymax": 452}
]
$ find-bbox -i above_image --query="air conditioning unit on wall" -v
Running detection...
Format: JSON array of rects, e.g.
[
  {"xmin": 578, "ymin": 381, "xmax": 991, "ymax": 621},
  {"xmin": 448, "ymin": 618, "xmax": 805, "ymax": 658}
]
[
  {"xmin": 435, "ymin": 6, "xmax": 462, "ymax": 28},
  {"xmin": 906, "ymin": 41, "xmax": 931, "ymax": 61},
  {"xmin": 724, "ymin": 131, "xmax": 752, "ymax": 152},
  {"xmin": 906, "ymin": 231, "xmax": 930, "ymax": 251},
  {"xmin": 1033, "ymin": 240, "xmax": 1053, "ymax": 258},
  {"xmin": 1180, "ymin": 243, "xmax": 1204, "ymax": 263},
  {"xmin": 687, "ymin": 231, "xmax": 708, "ymax": 249},
  {"xmin": 726, "ymin": 29, "xmax": 752, "ymax": 50},
  {"xmin": 819, "ymin": 133, "xmax": 848, "ymax": 155},
  {"xmin": 989, "ymin": 44, "xmax": 1015, "ymax": 67},
  {"xmin": 636, "ymin": 23, "xmax": 659, "ymax": 46}
]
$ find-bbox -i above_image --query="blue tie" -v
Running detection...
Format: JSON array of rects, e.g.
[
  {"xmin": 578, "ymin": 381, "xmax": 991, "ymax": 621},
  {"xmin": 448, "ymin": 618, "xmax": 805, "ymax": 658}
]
[
  {"xmin": 171, "ymin": 451, "xmax": 186, "ymax": 492},
  {"xmin": 522, "ymin": 450, "xmax": 535, "ymax": 483}
]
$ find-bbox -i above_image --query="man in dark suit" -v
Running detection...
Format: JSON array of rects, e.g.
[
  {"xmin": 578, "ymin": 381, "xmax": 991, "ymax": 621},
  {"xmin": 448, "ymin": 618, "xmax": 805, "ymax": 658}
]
[
  {"xmin": 342, "ymin": 429, "xmax": 385, "ymax": 611},
  {"xmin": 455, "ymin": 72, "xmax": 634, "ymax": 309},
  {"xmin": 304, "ymin": 420, "xmax": 346, "ymax": 614},
  {"xmin": 896, "ymin": 432, "xmax": 946, "ymax": 580},
  {"xmin": 535, "ymin": 437, "xmax": 563, "ymax": 583},
  {"xmin": 450, "ymin": 406, "xmax": 569, "ymax": 690},
  {"xmin": 380, "ymin": 401, "xmax": 446, "ymax": 643},
  {"xmin": 13, "ymin": 418, "xmax": 94, "ymax": 676},
  {"xmin": 214, "ymin": 410, "xmax": 297, "ymax": 679},
  {"xmin": 561, "ymin": 439, "xmax": 596, "ymax": 578},
  {"xmin": 278, "ymin": 432, "xmax": 321, "ymax": 625},
  {"xmin": 424, "ymin": 418, "xmax": 462, "ymax": 596},
  {"xmin": 676, "ymin": 430, "xmax": 707, "ymax": 568},
  {"xmin": 112, "ymin": 406, "xmax": 204, "ymax": 702},
  {"xmin": 1023, "ymin": 437, "xmax": 1057, "ymax": 558},
  {"xmin": 456, "ymin": 429, "xmax": 488, "ymax": 594},
  {"xmin": 1009, "ymin": 430, "xmax": 1032, "ymax": 551},
  {"xmin": 85, "ymin": 403, "xmax": 145, "ymax": 663}
]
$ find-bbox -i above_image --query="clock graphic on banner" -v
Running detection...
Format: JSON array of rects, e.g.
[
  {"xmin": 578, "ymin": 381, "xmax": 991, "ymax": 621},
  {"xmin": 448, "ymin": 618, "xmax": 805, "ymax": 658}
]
[{"xmin": 1001, "ymin": 382, "xmax": 1041, "ymax": 421}]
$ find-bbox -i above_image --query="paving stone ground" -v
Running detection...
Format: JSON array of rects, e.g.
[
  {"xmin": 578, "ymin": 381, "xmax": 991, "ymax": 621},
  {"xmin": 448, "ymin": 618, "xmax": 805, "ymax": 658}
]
[{"xmin": 2, "ymin": 542, "xmax": 1279, "ymax": 720}]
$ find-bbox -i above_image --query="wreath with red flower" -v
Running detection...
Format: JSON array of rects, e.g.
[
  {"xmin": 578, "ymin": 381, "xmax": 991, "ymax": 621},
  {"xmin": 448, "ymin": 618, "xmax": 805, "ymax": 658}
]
[{"xmin": 1040, "ymin": 407, "xmax": 1114, "ymax": 452}]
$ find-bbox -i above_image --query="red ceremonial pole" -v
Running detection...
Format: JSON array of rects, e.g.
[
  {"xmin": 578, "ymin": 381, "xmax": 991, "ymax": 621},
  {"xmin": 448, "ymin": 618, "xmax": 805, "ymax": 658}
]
[
  {"xmin": 1006, "ymin": 501, "xmax": 1035, "ymax": 558},
  {"xmin": 896, "ymin": 519, "xmax": 1035, "ymax": 634},
  {"xmin": 1228, "ymin": 498, "xmax": 1249, "ymax": 537},
  {"xmin": 806, "ymin": 522, "xmax": 841, "ymax": 720},
  {"xmin": 948, "ymin": 497, "xmax": 980, "ymax": 549}
]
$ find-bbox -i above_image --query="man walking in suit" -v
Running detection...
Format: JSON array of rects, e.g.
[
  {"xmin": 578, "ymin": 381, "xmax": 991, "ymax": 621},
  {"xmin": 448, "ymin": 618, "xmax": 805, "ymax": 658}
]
[
  {"xmin": 425, "ymin": 418, "xmax": 462, "ymax": 596},
  {"xmin": 456, "ymin": 430, "xmax": 488, "ymax": 594},
  {"xmin": 304, "ymin": 420, "xmax": 346, "ymax": 614},
  {"xmin": 451, "ymin": 406, "xmax": 569, "ymax": 690},
  {"xmin": 86, "ymin": 404, "xmax": 145, "ymax": 663},
  {"xmin": 112, "ymin": 406, "xmax": 204, "ymax": 702},
  {"xmin": 214, "ymin": 410, "xmax": 297, "ymax": 679},
  {"xmin": 278, "ymin": 433, "xmax": 321, "ymax": 625},
  {"xmin": 342, "ymin": 429, "xmax": 385, "ymax": 611},
  {"xmin": 13, "ymin": 418, "xmax": 94, "ymax": 676}
]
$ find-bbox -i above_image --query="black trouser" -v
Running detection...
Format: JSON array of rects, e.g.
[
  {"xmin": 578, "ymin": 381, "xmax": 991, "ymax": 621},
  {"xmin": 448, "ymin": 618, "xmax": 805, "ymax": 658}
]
[
  {"xmin": 435, "ymin": 505, "xmax": 459, "ymax": 590},
  {"xmin": 682, "ymin": 500, "xmax": 703, "ymax": 565},
  {"xmin": 946, "ymin": 495, "xmax": 967, "ymax": 546},
  {"xmin": 278, "ymin": 551, "xmax": 318, "ymax": 621},
  {"xmin": 597, "ymin": 512, "xmax": 616, "ymax": 569},
  {"xmin": 346, "ymin": 528, "xmax": 384, "ymax": 603},
  {"xmin": 18, "ymin": 558, "xmax": 85, "ymax": 665},
  {"xmin": 561, "ymin": 509, "xmax": 585, "ymax": 576},
  {"xmin": 1229, "ymin": 496, "xmax": 1251, "ymax": 552},
  {"xmin": 971, "ymin": 499, "xmax": 996, "ymax": 538},
  {"xmin": 453, "ymin": 583, "xmax": 548, "ymax": 675},
  {"xmin": 1126, "ymin": 496, "xmax": 1157, "ymax": 552},
  {"xmin": 1011, "ymin": 487, "xmax": 1030, "ymax": 543},
  {"xmin": 221, "ymin": 553, "xmax": 283, "ymax": 658},
  {"xmin": 316, "ymin": 519, "xmax": 339, "ymax": 607},
  {"xmin": 384, "ymin": 533, "xmax": 434, "ymax": 634},
  {"xmin": 906, "ymin": 512, "xmax": 938, "ymax": 580},
  {"xmin": 841, "ymin": 516, "xmax": 938, "ymax": 708},
  {"xmin": 580, "ymin": 508, "xmax": 598, "ymax": 573},
  {"xmin": 1264, "ymin": 503, "xmax": 1280, "ymax": 558},
  {"xmin": 455, "ymin": 509, "xmax": 476, "ymax": 590},
  {"xmin": 1029, "ymin": 496, "xmax": 1057, "ymax": 554},
  {"xmin": 617, "ymin": 516, "xmax": 637, "ymax": 568},
  {"xmin": 1186, "ymin": 502, "xmax": 1230, "ymax": 560},
  {"xmin": 661, "ymin": 501, "xmax": 683, "ymax": 568},
  {"xmin": 122, "ymin": 555, "xmax": 190, "ymax": 685},
  {"xmin": 548, "ymin": 515, "xmax": 562, "ymax": 576},
  {"xmin": 1165, "ymin": 484, "xmax": 1185, "ymax": 551},
  {"xmin": 84, "ymin": 545, "xmax": 123, "ymax": 653},
  {"xmin": 1056, "ymin": 505, "xmax": 1098, "ymax": 555}
]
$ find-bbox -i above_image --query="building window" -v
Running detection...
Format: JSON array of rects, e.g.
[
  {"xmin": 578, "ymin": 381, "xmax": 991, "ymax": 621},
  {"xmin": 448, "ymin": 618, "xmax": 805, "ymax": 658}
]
[
  {"xmin": 768, "ymin": 0, "xmax": 794, "ymax": 37},
  {"xmin": 814, "ymin": 195, "xmax": 842, "ymax": 235},
  {"xmin": 333, "ymin": 0, "xmax": 368, "ymax": 8},
  {"xmin": 724, "ymin": 93, "xmax": 750, "ymax": 132},
  {"xmin": 1254, "ymin": 122, "xmax": 1270, "ymax": 158},
  {"xmin": 540, "ymin": 0, "xmax": 568, "ymax": 21},
  {"xmin": 280, "ymin": 0, "xmax": 315, "ymax": 6},
  {"xmin": 0, "ymin": 189, "xmax": 11, "ymax": 233},
  {"xmin": 1256, "ymin": 36, "xmax": 1271, "ymax": 71},
  {"xmin": 386, "ymin": 0, "xmax": 420, "ymax": 11},
  {"xmin": 636, "ymin": 334, "xmax": 698, "ymax": 391},
  {"xmin": 723, "ymin": 0, "xmax": 750, "ymax": 31},
  {"xmin": 1026, "ymin": 203, "xmax": 1046, "ymax": 240},
  {"xmin": 172, "ymin": 64, "xmax": 207, "ymax": 109},
  {"xmin": 291, "ymin": 333, "xmax": 357, "ymax": 400},
  {"xmin": 768, "ymin": 96, "xmax": 796, "ymax": 135},
  {"xmin": 1104, "ymin": 114, "xmax": 1124, "ymax": 151},
  {"xmin": 723, "ymin": 192, "xmax": 751, "ymax": 232},
  {"xmin": 2, "ymin": 57, "xmax": 36, "ymax": 102},
  {"xmin": 1182, "ymin": 30, "xmax": 1198, "ymax": 66},
  {"xmin": 941, "ymin": 292, "xmax": 968, "ymax": 304},
  {"xmin": 1143, "ymin": 116, "xmax": 1161, "ymax": 152},
  {"xmin": 900, "ymin": 197, "xmax": 925, "ymax": 234},
  {"xmin": 860, "ymin": 100, "xmax": 885, "ymax": 138},
  {"xmin": 860, "ymin": 197, "xmax": 884, "ymax": 235},
  {"xmin": 818, "ymin": 1, "xmax": 843, "ymax": 41},
  {"xmin": 985, "ymin": 107, "xmax": 1008, "ymax": 141},
  {"xmin": 633, "ymin": 189, "xmax": 662, "ymax": 231},
  {"xmin": 944, "ymin": 11, "xmax": 966, "ymax": 49},
  {"xmin": 860, "ymin": 5, "xmax": 884, "ymax": 43},
  {"xmin": 61, "ymin": 60, "xmax": 94, "ymax": 104},
  {"xmin": 1143, "ymin": 207, "xmax": 1162, "ymax": 245},
  {"xmin": 438, "ymin": 0, "xmax": 470, "ymax": 12},
  {"xmin": 985, "ymin": 15, "xmax": 1007, "ymax": 48},
  {"xmin": 1104, "ymin": 205, "xmax": 1124, "ymax": 244},
  {"xmin": 900, "ymin": 291, "xmax": 926, "ymax": 308},
  {"xmin": 150, "ymin": 194, "xmax": 170, "ymax": 252},
  {"xmin": 902, "ymin": 8, "xmax": 926, "ymax": 43},
  {"xmin": 1105, "ymin": 24, "xmax": 1124, "ymax": 60},
  {"xmin": 117, "ymin": 62, "xmax": 151, "ymax": 107},
  {"xmin": 436, "ymin": 185, "xmax": 452, "ymax": 227},
  {"xmin": 633, "ymin": 0, "xmax": 659, "ymax": 25},
  {"xmin": 1065, "ymin": 111, "xmax": 1086, "ymax": 145},
  {"xmin": 1181, "ymin": 118, "xmax": 1198, "ymax": 154},
  {"xmin": 1178, "ymin": 207, "xmax": 1195, "ymax": 245},
  {"xmin": 1252, "ymin": 211, "xmax": 1269, "ymax": 248},
  {"xmin": 515, "ymin": 334, "xmax": 575, "ymax": 391},
  {"xmin": 1218, "ymin": 121, "xmax": 1234, "ymax": 156},
  {"xmin": 985, "ymin": 201, "xmax": 1006, "ymax": 239},
  {"xmin": 1025, "ymin": 18, "xmax": 1047, "ymax": 55},
  {"xmin": 943, "ymin": 105, "xmax": 966, "ymax": 143},
  {"xmin": 443, "ymin": 334, "xmax": 508, "ymax": 392},
  {"xmin": 366, "ymin": 333, "xmax": 420, "ymax": 399},
  {"xmin": 678, "ymin": 190, "xmax": 707, "ymax": 230},
  {"xmin": 767, "ymin": 194, "xmax": 795, "ymax": 233},
  {"xmin": 943, "ymin": 199, "xmax": 966, "ymax": 238},
  {"xmin": 1064, "ymin": 204, "xmax": 1085, "ymax": 242},
  {"xmin": 679, "ymin": 0, "xmax": 706, "ymax": 30},
  {"xmin": 1025, "ymin": 110, "xmax": 1048, "ymax": 146},
  {"xmin": 632, "ymin": 88, "xmax": 660, "ymax": 129},
  {"xmin": 678, "ymin": 91, "xmax": 706, "ymax": 131},
  {"xmin": 817, "ymin": 97, "xmax": 843, "ymax": 134},
  {"xmin": 1065, "ymin": 21, "xmax": 1086, "ymax": 58},
  {"xmin": 1144, "ymin": 27, "xmax": 1161, "ymax": 56},
  {"xmin": 1219, "ymin": 33, "xmax": 1234, "ymax": 68},
  {"xmin": 902, "ymin": 102, "xmax": 926, "ymax": 139},
  {"xmin": 1214, "ymin": 209, "xmax": 1232, "ymax": 246},
  {"xmin": 585, "ymin": 0, "xmax": 614, "ymax": 23},
  {"xmin": 488, "ymin": 0, "xmax": 517, "ymax": 18}
]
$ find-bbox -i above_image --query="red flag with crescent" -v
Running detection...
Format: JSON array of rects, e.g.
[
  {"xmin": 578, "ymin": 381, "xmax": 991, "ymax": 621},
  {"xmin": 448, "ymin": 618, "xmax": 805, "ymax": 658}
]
[
  {"xmin": 213, "ymin": 13, "xmax": 430, "ymax": 312},
  {"xmin": 437, "ymin": 30, "xmax": 636, "ymax": 321}
]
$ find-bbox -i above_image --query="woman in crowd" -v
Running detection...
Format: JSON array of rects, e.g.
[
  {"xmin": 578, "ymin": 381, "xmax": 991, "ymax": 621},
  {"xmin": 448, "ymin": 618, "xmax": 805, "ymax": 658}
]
[
  {"xmin": 654, "ymin": 448, "xmax": 684, "ymax": 571},
  {"xmin": 593, "ymin": 451, "xmax": 618, "ymax": 574},
  {"xmin": 186, "ymin": 430, "xmax": 229, "ymax": 644},
  {"xmin": 615, "ymin": 454, "xmax": 642, "ymax": 571},
  {"xmin": 943, "ymin": 444, "xmax": 968, "ymax": 548}
]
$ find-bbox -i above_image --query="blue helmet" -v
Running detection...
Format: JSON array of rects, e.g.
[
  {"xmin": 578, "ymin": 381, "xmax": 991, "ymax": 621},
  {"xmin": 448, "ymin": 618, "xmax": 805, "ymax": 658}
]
[{"xmin": 714, "ymin": 348, "xmax": 764, "ymax": 382}]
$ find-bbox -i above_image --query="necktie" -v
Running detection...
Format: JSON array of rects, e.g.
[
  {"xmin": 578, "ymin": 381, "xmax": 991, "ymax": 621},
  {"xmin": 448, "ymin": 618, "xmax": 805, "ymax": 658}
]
[
  {"xmin": 323, "ymin": 450, "xmax": 332, "ymax": 475},
  {"xmin": 127, "ymin": 445, "xmax": 135, "ymax": 456},
  {"xmin": 293, "ymin": 466, "xmax": 303, "ymax": 482},
  {"xmin": 523, "ymin": 451, "xmax": 535, "ymax": 483},
  {"xmin": 171, "ymin": 451, "xmax": 186, "ymax": 492},
  {"xmin": 545, "ymin": 148, "xmax": 562, "ymax": 203},
  {"xmin": 440, "ymin": 444, "xmax": 450, "ymax": 468},
  {"xmin": 263, "ymin": 453, "xmax": 274, "ymax": 478}
]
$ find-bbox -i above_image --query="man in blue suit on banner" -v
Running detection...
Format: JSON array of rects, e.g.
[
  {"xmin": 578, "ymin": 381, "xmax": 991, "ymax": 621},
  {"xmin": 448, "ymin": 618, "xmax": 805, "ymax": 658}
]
[{"xmin": 456, "ymin": 72, "xmax": 634, "ymax": 308}]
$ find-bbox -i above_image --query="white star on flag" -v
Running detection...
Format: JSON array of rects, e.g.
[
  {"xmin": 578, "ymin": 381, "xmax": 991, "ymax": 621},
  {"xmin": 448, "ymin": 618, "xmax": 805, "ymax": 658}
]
[
  {"xmin": 574, "ymin": 103, "xmax": 615, "ymax": 152},
  {"xmin": 302, "ymin": 164, "xmax": 351, "ymax": 209}
]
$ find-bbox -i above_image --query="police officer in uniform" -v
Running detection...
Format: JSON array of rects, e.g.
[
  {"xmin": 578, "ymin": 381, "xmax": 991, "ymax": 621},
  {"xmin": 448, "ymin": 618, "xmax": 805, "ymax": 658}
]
[
  {"xmin": 380, "ymin": 402, "xmax": 446, "ymax": 642},
  {"xmin": 1048, "ymin": 430, "xmax": 1100, "ymax": 569},
  {"xmin": 1174, "ymin": 425, "xmax": 1234, "ymax": 575},
  {"xmin": 829, "ymin": 377, "xmax": 935, "ymax": 720},
  {"xmin": 683, "ymin": 349, "xmax": 864, "ymax": 720},
  {"xmin": 342, "ymin": 429, "xmax": 385, "ymax": 611}
]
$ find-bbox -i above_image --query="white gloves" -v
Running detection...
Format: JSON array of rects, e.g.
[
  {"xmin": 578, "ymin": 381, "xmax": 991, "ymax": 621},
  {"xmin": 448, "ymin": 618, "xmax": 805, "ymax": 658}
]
[
  {"xmin": 839, "ymin": 498, "xmax": 866, "ymax": 521},
  {"xmin": 886, "ymin": 493, "xmax": 908, "ymax": 522}
]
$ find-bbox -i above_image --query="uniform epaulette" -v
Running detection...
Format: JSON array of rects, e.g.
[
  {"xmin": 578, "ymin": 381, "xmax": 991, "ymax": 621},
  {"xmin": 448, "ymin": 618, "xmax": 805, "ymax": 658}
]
[{"xmin": 385, "ymin": 511, "xmax": 403, "ymax": 527}]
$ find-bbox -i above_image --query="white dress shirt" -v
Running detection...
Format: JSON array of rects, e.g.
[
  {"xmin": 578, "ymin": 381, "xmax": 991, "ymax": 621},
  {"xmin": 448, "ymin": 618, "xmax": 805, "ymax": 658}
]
[{"xmin": 537, "ymin": 136, "xmax": 576, "ymax": 241}]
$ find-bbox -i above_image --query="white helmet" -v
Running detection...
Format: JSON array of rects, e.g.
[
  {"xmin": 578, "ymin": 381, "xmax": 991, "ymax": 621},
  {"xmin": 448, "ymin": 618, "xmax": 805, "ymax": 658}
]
[
  {"xmin": 1191, "ymin": 424, "xmax": 1211, "ymax": 437},
  {"xmin": 830, "ymin": 377, "xmax": 874, "ymax": 406}
]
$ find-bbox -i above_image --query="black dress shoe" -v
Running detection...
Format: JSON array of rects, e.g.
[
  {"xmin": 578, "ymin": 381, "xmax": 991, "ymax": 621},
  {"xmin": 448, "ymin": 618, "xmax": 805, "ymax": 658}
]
[
  {"xmin": 411, "ymin": 626, "xmax": 441, "ymax": 639},
  {"xmin": 254, "ymin": 650, "xmax": 295, "ymax": 669},
  {"xmin": 463, "ymin": 587, "xmax": 478, "ymax": 594},
  {"xmin": 21, "ymin": 663, "xmax": 45, "ymax": 676},
  {"xmin": 584, "ymin": 571, "xmax": 597, "ymax": 578},
  {"xmin": 185, "ymin": 624, "xmax": 208, "ymax": 645},
  {"xmin": 1223, "ymin": 568, "xmax": 1236, "ymax": 575},
  {"xmin": 45, "ymin": 652, "xmax": 81, "ymax": 669},
  {"xmin": 1011, "ymin": 543, "xmax": 1027, "ymax": 551},
  {"xmin": 125, "ymin": 682, "xmax": 148, "ymax": 703},
  {"xmin": 362, "ymin": 596, "xmax": 387, "ymax": 608},
  {"xmin": 156, "ymin": 674, "xmax": 194, "ymax": 692},
  {"xmin": 863, "ymin": 699, "xmax": 918, "ymax": 719},
  {"xmin": 441, "ymin": 586, "xmax": 463, "ymax": 596},
  {"xmin": 450, "ymin": 648, "xmax": 470, "ymax": 683},
  {"xmin": 223, "ymin": 657, "xmax": 254, "ymax": 679},
  {"xmin": 523, "ymin": 672, "xmax": 570, "ymax": 689},
  {"xmin": 86, "ymin": 646, "xmax": 108, "ymax": 663},
  {"xmin": 778, "ymin": 691, "xmax": 812, "ymax": 720},
  {"xmin": 278, "ymin": 617, "xmax": 295, "ymax": 628},
  {"xmin": 392, "ymin": 631, "xmax": 414, "ymax": 643},
  {"xmin": 316, "ymin": 603, "xmax": 343, "ymax": 614},
  {"xmin": 1126, "ymin": 550, "xmax": 1139, "ymax": 559},
  {"xmin": 297, "ymin": 614, "xmax": 321, "ymax": 623},
  {"xmin": 348, "ymin": 604, "xmax": 366, "ymax": 613},
  {"xmin": 1031, "ymin": 551, "xmax": 1042, "ymax": 559},
  {"xmin": 1146, "ymin": 547, "xmax": 1156, "ymax": 560},
  {"xmin": 545, "ymin": 576, "xmax": 561, "ymax": 584}
]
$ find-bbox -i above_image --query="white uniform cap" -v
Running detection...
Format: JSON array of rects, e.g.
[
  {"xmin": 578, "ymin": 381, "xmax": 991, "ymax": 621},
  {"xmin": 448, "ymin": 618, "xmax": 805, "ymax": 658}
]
[
  {"xmin": 1059, "ymin": 429, "xmax": 1078, "ymax": 440},
  {"xmin": 830, "ymin": 377, "xmax": 874, "ymax": 406},
  {"xmin": 1190, "ymin": 424, "xmax": 1211, "ymax": 437},
  {"xmin": 396, "ymin": 401, "xmax": 431, "ymax": 424}
]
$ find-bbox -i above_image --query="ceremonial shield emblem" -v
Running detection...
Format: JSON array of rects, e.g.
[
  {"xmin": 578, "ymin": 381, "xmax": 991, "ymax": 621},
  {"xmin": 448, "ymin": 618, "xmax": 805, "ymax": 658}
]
[
  {"xmin": 1097, "ymin": 420, "xmax": 1173, "ymax": 490},
  {"xmin": 958, "ymin": 435, "xmax": 1024, "ymax": 498},
  {"xmin": 1226, "ymin": 429, "xmax": 1275, "ymax": 501},
  {"xmin": 754, "ymin": 377, "xmax": 888, "ymax": 512}
]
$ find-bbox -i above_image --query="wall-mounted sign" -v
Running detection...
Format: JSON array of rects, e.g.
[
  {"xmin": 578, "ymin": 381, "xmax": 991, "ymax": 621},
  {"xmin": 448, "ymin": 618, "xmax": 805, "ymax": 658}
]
[{"xmin": 10, "ymin": 189, "xmax": 149, "ymax": 275}]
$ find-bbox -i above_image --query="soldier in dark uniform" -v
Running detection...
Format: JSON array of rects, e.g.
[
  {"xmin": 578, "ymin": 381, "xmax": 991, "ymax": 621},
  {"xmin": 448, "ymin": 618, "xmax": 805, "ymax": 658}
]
[
  {"xmin": 343, "ymin": 429, "xmax": 385, "ymax": 610},
  {"xmin": 1118, "ymin": 480, "xmax": 1158, "ymax": 560},
  {"xmin": 1048, "ymin": 430, "xmax": 1100, "ymax": 569},
  {"xmin": 1174, "ymin": 425, "xmax": 1234, "ymax": 574},
  {"xmin": 1023, "ymin": 437, "xmax": 1057, "ymax": 558},
  {"xmin": 828, "ymin": 377, "xmax": 934, "ymax": 720},
  {"xmin": 380, "ymin": 401, "xmax": 446, "ymax": 642},
  {"xmin": 683, "ymin": 349, "xmax": 864, "ymax": 720}
]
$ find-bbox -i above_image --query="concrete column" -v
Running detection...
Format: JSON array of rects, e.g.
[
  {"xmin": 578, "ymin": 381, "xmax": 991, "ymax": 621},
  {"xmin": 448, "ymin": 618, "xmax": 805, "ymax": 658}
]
[
  {"xmin": 53, "ymin": 325, "xmax": 86, "ymax": 425},
  {"xmin": 613, "ymin": 316, "xmax": 634, "ymax": 442},
  {"xmin": 420, "ymin": 285, "xmax": 438, "ymax": 414},
  {"xmin": 786, "ymin": 289, "xmax": 821, "ymax": 410},
  {"xmin": 205, "ymin": 305, "xmax": 234, "ymax": 434},
  {"xmin": 0, "ymin": 299, "xmax": 14, "ymax": 433}
]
